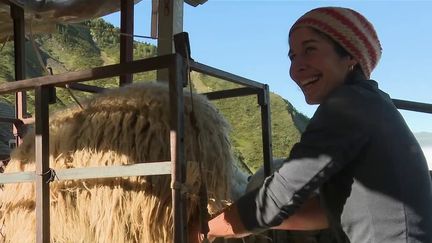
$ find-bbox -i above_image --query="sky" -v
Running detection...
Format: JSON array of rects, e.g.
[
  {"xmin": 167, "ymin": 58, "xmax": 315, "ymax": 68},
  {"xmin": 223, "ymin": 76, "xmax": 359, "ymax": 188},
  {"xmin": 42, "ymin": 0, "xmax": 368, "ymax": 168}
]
[{"xmin": 103, "ymin": 0, "xmax": 432, "ymax": 134}]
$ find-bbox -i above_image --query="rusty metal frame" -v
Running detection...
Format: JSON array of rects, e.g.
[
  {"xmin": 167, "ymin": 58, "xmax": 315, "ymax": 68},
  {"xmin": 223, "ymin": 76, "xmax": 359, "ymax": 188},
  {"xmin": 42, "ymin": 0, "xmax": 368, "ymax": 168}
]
[
  {"xmin": 0, "ymin": 52, "xmax": 274, "ymax": 243},
  {"xmin": 189, "ymin": 61, "xmax": 274, "ymax": 176},
  {"xmin": 0, "ymin": 53, "xmax": 190, "ymax": 243},
  {"xmin": 9, "ymin": 1, "xmax": 27, "ymax": 146}
]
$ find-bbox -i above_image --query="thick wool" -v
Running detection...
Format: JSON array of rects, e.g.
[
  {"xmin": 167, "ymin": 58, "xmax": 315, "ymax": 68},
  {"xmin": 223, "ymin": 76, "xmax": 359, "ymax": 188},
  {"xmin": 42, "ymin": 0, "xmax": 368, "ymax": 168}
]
[{"xmin": 0, "ymin": 82, "xmax": 234, "ymax": 243}]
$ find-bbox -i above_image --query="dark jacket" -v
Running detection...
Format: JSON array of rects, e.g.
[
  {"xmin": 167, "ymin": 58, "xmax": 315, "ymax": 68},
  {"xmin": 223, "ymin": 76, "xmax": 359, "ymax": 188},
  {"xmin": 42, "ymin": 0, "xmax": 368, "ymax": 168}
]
[{"xmin": 237, "ymin": 79, "xmax": 432, "ymax": 243}]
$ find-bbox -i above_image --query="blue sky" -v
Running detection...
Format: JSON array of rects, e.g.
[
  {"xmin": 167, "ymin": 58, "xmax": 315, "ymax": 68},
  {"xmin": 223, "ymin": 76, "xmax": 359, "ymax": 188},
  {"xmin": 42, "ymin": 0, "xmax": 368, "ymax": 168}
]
[{"xmin": 103, "ymin": 0, "xmax": 432, "ymax": 133}]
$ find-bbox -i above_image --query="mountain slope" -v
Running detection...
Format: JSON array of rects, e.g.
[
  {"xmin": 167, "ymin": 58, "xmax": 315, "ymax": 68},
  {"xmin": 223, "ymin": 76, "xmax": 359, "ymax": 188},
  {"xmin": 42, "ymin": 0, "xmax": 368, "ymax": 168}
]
[{"xmin": 0, "ymin": 19, "xmax": 308, "ymax": 172}]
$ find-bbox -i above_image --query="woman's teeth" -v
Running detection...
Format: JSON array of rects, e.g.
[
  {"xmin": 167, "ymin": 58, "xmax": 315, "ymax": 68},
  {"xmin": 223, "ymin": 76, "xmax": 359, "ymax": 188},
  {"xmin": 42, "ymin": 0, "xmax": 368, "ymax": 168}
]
[{"xmin": 301, "ymin": 76, "xmax": 320, "ymax": 86}]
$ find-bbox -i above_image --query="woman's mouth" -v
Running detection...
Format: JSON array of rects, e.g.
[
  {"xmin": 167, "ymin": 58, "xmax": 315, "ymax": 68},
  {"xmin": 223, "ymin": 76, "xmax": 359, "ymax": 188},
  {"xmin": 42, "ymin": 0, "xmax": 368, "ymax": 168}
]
[{"xmin": 300, "ymin": 75, "xmax": 321, "ymax": 89}]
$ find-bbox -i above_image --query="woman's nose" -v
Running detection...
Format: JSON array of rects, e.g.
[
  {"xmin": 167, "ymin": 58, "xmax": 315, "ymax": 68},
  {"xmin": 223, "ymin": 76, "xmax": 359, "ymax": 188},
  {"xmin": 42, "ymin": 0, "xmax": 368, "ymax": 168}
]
[{"xmin": 292, "ymin": 57, "xmax": 307, "ymax": 73}]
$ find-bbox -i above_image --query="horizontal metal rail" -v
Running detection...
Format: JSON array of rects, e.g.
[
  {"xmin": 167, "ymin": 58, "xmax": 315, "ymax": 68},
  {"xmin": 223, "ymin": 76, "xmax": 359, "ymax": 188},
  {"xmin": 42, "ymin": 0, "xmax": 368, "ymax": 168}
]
[
  {"xmin": 189, "ymin": 61, "xmax": 265, "ymax": 89},
  {"xmin": 0, "ymin": 54, "xmax": 178, "ymax": 95},
  {"xmin": 64, "ymin": 83, "xmax": 107, "ymax": 93},
  {"xmin": 203, "ymin": 87, "xmax": 259, "ymax": 100},
  {"xmin": 393, "ymin": 99, "xmax": 432, "ymax": 114},
  {"xmin": 0, "ymin": 162, "xmax": 172, "ymax": 184},
  {"xmin": 0, "ymin": 171, "xmax": 34, "ymax": 184}
]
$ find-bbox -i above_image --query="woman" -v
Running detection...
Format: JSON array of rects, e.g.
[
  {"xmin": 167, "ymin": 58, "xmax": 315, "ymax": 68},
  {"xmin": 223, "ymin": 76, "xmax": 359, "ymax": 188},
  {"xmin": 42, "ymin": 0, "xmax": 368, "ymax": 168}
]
[{"xmin": 201, "ymin": 7, "xmax": 432, "ymax": 243}]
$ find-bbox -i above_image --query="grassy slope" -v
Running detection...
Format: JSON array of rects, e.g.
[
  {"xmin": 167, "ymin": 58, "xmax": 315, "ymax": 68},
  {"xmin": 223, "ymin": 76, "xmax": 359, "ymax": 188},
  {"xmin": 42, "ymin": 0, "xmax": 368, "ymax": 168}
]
[{"xmin": 0, "ymin": 19, "xmax": 308, "ymax": 173}]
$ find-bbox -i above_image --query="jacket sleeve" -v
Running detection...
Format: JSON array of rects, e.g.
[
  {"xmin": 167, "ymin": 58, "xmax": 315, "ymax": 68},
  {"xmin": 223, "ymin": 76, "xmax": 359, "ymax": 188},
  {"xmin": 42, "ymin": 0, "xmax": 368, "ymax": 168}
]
[{"xmin": 236, "ymin": 88, "xmax": 372, "ymax": 231}]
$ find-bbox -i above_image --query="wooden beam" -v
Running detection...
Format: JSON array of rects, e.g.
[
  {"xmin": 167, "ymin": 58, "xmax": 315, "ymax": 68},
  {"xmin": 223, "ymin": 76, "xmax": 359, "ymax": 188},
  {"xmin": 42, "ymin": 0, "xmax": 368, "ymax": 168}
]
[{"xmin": 157, "ymin": 0, "xmax": 184, "ymax": 82}]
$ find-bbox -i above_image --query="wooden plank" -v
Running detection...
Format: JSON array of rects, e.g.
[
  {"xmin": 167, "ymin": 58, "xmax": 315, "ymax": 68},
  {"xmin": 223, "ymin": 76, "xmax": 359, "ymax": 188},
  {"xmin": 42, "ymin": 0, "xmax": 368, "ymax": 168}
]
[
  {"xmin": 151, "ymin": 0, "xmax": 158, "ymax": 38},
  {"xmin": 35, "ymin": 86, "xmax": 50, "ymax": 243},
  {"xmin": 157, "ymin": 0, "xmax": 184, "ymax": 82},
  {"xmin": 0, "ymin": 54, "xmax": 177, "ymax": 95}
]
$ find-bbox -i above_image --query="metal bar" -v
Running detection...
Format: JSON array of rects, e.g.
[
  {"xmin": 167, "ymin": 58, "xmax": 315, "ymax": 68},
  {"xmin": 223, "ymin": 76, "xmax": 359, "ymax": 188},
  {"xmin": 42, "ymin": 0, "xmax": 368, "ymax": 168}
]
[
  {"xmin": 120, "ymin": 0, "xmax": 134, "ymax": 86},
  {"xmin": 203, "ymin": 87, "xmax": 259, "ymax": 100},
  {"xmin": 169, "ymin": 54, "xmax": 187, "ymax": 243},
  {"xmin": 0, "ymin": 54, "xmax": 177, "ymax": 95},
  {"xmin": 259, "ymin": 85, "xmax": 273, "ymax": 177},
  {"xmin": 35, "ymin": 86, "xmax": 50, "ymax": 243},
  {"xmin": 0, "ymin": 171, "xmax": 35, "ymax": 184},
  {"xmin": 189, "ymin": 61, "xmax": 266, "ymax": 89},
  {"xmin": 393, "ymin": 99, "xmax": 432, "ymax": 114},
  {"xmin": 10, "ymin": 3, "xmax": 27, "ymax": 145},
  {"xmin": 64, "ymin": 83, "xmax": 107, "ymax": 93},
  {"xmin": 0, "ymin": 162, "xmax": 172, "ymax": 184},
  {"xmin": 0, "ymin": 0, "xmax": 23, "ymax": 7},
  {"xmin": 56, "ymin": 162, "xmax": 171, "ymax": 180},
  {"xmin": 258, "ymin": 85, "xmax": 277, "ymax": 243}
]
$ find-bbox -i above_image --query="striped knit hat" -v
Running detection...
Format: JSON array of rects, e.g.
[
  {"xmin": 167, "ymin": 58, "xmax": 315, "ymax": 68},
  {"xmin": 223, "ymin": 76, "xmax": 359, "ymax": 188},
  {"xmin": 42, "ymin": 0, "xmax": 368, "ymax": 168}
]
[{"xmin": 289, "ymin": 7, "xmax": 382, "ymax": 78}]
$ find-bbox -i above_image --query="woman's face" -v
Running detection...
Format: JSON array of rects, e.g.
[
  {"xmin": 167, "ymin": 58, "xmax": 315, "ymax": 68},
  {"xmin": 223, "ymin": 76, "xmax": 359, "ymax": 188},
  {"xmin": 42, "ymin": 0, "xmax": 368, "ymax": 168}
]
[{"xmin": 289, "ymin": 27, "xmax": 357, "ymax": 104}]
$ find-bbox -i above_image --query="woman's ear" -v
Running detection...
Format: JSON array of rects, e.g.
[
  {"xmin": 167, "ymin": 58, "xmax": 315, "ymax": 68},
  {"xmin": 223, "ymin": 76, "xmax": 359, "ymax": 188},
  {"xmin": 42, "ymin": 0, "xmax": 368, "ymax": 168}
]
[
  {"xmin": 346, "ymin": 56, "xmax": 358, "ymax": 69},
  {"xmin": 342, "ymin": 55, "xmax": 358, "ymax": 72}
]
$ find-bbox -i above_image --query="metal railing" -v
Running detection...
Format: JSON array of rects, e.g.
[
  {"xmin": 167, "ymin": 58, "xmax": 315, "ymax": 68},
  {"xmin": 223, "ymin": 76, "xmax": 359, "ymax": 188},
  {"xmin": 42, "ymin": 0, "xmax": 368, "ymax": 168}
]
[
  {"xmin": 0, "ymin": 53, "xmax": 191, "ymax": 242},
  {"xmin": 0, "ymin": 53, "xmax": 274, "ymax": 243}
]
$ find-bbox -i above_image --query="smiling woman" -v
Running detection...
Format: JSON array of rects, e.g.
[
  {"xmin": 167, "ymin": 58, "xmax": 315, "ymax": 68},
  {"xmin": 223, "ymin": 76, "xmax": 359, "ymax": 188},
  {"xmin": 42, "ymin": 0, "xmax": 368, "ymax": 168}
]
[
  {"xmin": 288, "ymin": 27, "xmax": 358, "ymax": 104},
  {"xmin": 204, "ymin": 6, "xmax": 432, "ymax": 243}
]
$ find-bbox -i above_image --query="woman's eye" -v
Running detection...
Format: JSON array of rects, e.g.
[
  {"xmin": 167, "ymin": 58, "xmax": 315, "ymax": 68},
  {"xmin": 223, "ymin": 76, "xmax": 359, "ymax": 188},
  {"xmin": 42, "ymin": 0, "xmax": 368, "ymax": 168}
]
[{"xmin": 305, "ymin": 46, "xmax": 316, "ymax": 54}]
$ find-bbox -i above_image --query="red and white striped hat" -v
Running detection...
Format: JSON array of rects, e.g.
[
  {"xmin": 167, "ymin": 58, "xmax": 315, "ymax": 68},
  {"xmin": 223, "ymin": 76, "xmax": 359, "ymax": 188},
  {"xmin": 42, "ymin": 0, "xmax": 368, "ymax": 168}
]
[{"xmin": 290, "ymin": 7, "xmax": 382, "ymax": 79}]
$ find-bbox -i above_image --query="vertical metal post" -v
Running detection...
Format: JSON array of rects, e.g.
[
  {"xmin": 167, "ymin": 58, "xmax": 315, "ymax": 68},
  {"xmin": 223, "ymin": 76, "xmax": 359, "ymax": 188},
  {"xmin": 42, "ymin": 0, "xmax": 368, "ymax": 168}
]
[
  {"xmin": 119, "ymin": 0, "xmax": 134, "ymax": 86},
  {"xmin": 169, "ymin": 54, "xmax": 187, "ymax": 243},
  {"xmin": 258, "ymin": 85, "xmax": 276, "ymax": 243},
  {"xmin": 157, "ymin": 0, "xmax": 184, "ymax": 82},
  {"xmin": 10, "ymin": 3, "xmax": 27, "ymax": 145},
  {"xmin": 259, "ymin": 85, "xmax": 273, "ymax": 177},
  {"xmin": 35, "ymin": 86, "xmax": 50, "ymax": 243}
]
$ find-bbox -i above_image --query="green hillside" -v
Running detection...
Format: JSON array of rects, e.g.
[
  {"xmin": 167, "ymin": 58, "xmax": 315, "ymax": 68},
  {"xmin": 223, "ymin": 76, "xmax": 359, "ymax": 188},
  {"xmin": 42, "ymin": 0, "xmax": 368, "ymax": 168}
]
[{"xmin": 0, "ymin": 19, "xmax": 308, "ymax": 172}]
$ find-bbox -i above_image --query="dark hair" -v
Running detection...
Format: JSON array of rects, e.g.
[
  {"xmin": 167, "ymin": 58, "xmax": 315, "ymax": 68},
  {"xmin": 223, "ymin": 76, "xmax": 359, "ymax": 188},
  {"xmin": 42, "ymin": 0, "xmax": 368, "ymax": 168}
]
[{"xmin": 310, "ymin": 28, "xmax": 367, "ymax": 81}]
